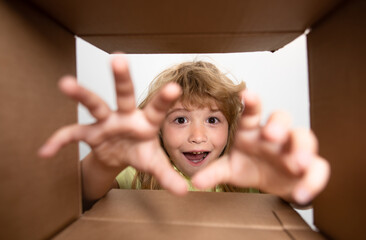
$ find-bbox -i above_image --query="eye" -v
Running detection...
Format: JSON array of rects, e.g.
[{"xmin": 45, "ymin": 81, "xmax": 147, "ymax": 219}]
[
  {"xmin": 207, "ymin": 117, "xmax": 220, "ymax": 124},
  {"xmin": 174, "ymin": 117, "xmax": 188, "ymax": 124}
]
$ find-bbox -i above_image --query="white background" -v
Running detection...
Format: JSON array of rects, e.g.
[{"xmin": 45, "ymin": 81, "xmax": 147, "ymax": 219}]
[{"xmin": 76, "ymin": 35, "xmax": 315, "ymax": 229}]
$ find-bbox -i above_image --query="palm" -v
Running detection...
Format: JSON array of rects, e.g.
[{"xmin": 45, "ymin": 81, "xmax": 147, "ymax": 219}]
[
  {"xmin": 192, "ymin": 91, "xmax": 330, "ymax": 205},
  {"xmin": 81, "ymin": 110, "xmax": 160, "ymax": 167},
  {"xmin": 39, "ymin": 56, "xmax": 187, "ymax": 195},
  {"xmin": 224, "ymin": 139, "xmax": 303, "ymax": 199}
]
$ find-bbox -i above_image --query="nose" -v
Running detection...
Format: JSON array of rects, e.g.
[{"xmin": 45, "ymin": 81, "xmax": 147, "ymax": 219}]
[{"xmin": 188, "ymin": 123, "xmax": 207, "ymax": 144}]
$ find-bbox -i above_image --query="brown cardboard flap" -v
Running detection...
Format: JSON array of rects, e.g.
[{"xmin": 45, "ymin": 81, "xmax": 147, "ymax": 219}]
[
  {"xmin": 54, "ymin": 190, "xmax": 322, "ymax": 239},
  {"xmin": 288, "ymin": 230, "xmax": 327, "ymax": 240},
  {"xmin": 0, "ymin": 1, "xmax": 79, "ymax": 239},
  {"xmin": 54, "ymin": 220, "xmax": 291, "ymax": 240},
  {"xmin": 308, "ymin": 0, "xmax": 366, "ymax": 239},
  {"xmin": 83, "ymin": 190, "xmax": 309, "ymax": 230},
  {"xmin": 27, "ymin": 0, "xmax": 342, "ymax": 53},
  {"xmin": 28, "ymin": 0, "xmax": 340, "ymax": 34},
  {"xmin": 81, "ymin": 33, "xmax": 300, "ymax": 54}
]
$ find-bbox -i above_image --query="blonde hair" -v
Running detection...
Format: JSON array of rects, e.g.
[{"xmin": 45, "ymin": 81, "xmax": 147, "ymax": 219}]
[{"xmin": 132, "ymin": 61, "xmax": 247, "ymax": 192}]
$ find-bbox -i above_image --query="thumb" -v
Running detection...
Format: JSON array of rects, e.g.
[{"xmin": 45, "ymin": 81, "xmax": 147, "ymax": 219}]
[{"xmin": 191, "ymin": 156, "xmax": 232, "ymax": 190}]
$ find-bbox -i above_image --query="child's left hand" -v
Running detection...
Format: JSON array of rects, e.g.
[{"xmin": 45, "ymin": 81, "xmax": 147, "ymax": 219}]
[{"xmin": 192, "ymin": 91, "xmax": 330, "ymax": 205}]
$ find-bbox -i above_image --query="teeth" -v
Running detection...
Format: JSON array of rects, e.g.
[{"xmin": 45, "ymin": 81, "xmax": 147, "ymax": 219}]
[{"xmin": 192, "ymin": 151, "xmax": 204, "ymax": 154}]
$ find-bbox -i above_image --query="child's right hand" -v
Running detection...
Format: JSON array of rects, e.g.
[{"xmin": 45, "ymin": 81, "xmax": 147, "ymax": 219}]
[{"xmin": 38, "ymin": 55, "xmax": 187, "ymax": 198}]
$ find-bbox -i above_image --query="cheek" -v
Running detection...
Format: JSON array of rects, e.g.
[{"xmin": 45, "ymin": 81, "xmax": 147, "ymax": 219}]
[
  {"xmin": 161, "ymin": 125, "xmax": 182, "ymax": 151},
  {"xmin": 211, "ymin": 127, "xmax": 229, "ymax": 150}
]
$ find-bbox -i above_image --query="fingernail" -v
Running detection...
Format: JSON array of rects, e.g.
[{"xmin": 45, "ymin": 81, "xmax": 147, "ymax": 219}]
[
  {"xmin": 295, "ymin": 188, "xmax": 311, "ymax": 205},
  {"xmin": 296, "ymin": 151, "xmax": 311, "ymax": 169},
  {"xmin": 191, "ymin": 176, "xmax": 199, "ymax": 187},
  {"xmin": 243, "ymin": 90, "xmax": 256, "ymax": 101},
  {"xmin": 176, "ymin": 181, "xmax": 188, "ymax": 196},
  {"xmin": 266, "ymin": 123, "xmax": 286, "ymax": 141},
  {"xmin": 38, "ymin": 146, "xmax": 49, "ymax": 157},
  {"xmin": 191, "ymin": 176, "xmax": 205, "ymax": 189},
  {"xmin": 38, "ymin": 145, "xmax": 53, "ymax": 157}
]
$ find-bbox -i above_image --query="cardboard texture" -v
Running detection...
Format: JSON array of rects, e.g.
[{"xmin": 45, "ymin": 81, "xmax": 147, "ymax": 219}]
[
  {"xmin": 0, "ymin": 1, "xmax": 79, "ymax": 239},
  {"xmin": 307, "ymin": 0, "xmax": 366, "ymax": 239},
  {"xmin": 27, "ymin": 0, "xmax": 342, "ymax": 53},
  {"xmin": 1, "ymin": 0, "xmax": 365, "ymax": 239},
  {"xmin": 54, "ymin": 190, "xmax": 323, "ymax": 240}
]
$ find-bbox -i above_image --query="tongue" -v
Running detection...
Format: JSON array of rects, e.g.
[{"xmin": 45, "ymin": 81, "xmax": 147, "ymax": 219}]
[{"xmin": 184, "ymin": 153, "xmax": 205, "ymax": 161}]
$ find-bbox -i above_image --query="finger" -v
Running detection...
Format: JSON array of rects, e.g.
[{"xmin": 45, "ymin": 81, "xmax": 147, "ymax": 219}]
[
  {"xmin": 111, "ymin": 55, "xmax": 136, "ymax": 113},
  {"xmin": 287, "ymin": 128, "xmax": 319, "ymax": 172},
  {"xmin": 233, "ymin": 128, "xmax": 261, "ymax": 156},
  {"xmin": 192, "ymin": 156, "xmax": 233, "ymax": 190},
  {"xmin": 257, "ymin": 111, "xmax": 292, "ymax": 169},
  {"xmin": 38, "ymin": 124, "xmax": 89, "ymax": 158},
  {"xmin": 148, "ymin": 155, "xmax": 188, "ymax": 196},
  {"xmin": 262, "ymin": 111, "xmax": 292, "ymax": 143},
  {"xmin": 59, "ymin": 76, "xmax": 111, "ymax": 121},
  {"xmin": 143, "ymin": 83, "xmax": 182, "ymax": 127},
  {"xmin": 292, "ymin": 157, "xmax": 330, "ymax": 205},
  {"xmin": 239, "ymin": 90, "xmax": 262, "ymax": 130}
]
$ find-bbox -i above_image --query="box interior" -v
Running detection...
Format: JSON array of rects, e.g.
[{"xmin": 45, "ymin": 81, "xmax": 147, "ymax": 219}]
[
  {"xmin": 0, "ymin": 1, "xmax": 79, "ymax": 239},
  {"xmin": 27, "ymin": 0, "xmax": 342, "ymax": 53},
  {"xmin": 1, "ymin": 0, "xmax": 365, "ymax": 239},
  {"xmin": 307, "ymin": 0, "xmax": 366, "ymax": 239}
]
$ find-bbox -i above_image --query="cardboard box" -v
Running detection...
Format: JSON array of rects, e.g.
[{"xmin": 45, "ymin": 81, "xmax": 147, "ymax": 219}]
[
  {"xmin": 54, "ymin": 190, "xmax": 326, "ymax": 240},
  {"xmin": 0, "ymin": 0, "xmax": 365, "ymax": 239}
]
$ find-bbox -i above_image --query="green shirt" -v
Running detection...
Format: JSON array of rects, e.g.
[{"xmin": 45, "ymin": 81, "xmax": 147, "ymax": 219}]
[{"xmin": 116, "ymin": 166, "xmax": 259, "ymax": 193}]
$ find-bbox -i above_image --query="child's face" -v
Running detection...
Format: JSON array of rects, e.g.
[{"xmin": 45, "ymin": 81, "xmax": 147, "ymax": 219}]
[{"xmin": 161, "ymin": 100, "xmax": 229, "ymax": 178}]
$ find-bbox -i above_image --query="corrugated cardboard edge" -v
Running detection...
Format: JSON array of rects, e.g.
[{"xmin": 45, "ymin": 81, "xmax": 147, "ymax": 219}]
[
  {"xmin": 54, "ymin": 219, "xmax": 292, "ymax": 240},
  {"xmin": 81, "ymin": 33, "xmax": 300, "ymax": 54}
]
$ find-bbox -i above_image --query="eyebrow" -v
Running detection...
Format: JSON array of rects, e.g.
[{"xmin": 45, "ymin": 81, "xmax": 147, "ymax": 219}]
[
  {"xmin": 166, "ymin": 108, "xmax": 187, "ymax": 117},
  {"xmin": 166, "ymin": 107, "xmax": 222, "ymax": 117}
]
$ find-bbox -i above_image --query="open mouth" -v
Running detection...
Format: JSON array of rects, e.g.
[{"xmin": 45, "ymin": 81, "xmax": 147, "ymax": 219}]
[{"xmin": 183, "ymin": 151, "xmax": 210, "ymax": 165}]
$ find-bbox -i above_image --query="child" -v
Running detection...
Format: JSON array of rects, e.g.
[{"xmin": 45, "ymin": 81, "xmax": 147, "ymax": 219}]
[
  {"xmin": 38, "ymin": 55, "xmax": 330, "ymax": 207},
  {"xmin": 118, "ymin": 60, "xmax": 257, "ymax": 193}
]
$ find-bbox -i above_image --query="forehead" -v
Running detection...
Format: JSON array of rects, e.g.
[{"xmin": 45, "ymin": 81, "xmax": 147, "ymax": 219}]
[{"xmin": 171, "ymin": 99, "xmax": 220, "ymax": 111}]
